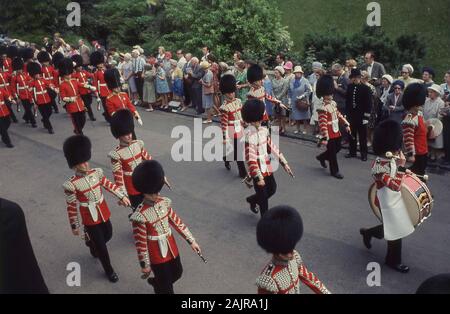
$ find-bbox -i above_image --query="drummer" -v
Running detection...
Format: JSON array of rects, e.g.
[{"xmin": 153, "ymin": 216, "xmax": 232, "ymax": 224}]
[{"xmin": 360, "ymin": 120, "xmax": 414, "ymax": 273}]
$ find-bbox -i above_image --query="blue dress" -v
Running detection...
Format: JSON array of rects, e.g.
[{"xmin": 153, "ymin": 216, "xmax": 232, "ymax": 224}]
[
  {"xmin": 289, "ymin": 77, "xmax": 312, "ymax": 121},
  {"xmin": 156, "ymin": 68, "xmax": 170, "ymax": 94},
  {"xmin": 263, "ymin": 77, "xmax": 274, "ymax": 117}
]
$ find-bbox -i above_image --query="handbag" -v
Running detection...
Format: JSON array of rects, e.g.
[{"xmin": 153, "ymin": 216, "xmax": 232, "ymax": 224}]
[{"xmin": 295, "ymin": 98, "xmax": 310, "ymax": 111}]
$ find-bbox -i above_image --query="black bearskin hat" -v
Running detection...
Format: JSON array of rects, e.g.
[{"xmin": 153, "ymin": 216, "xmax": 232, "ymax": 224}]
[
  {"xmin": 63, "ymin": 135, "xmax": 92, "ymax": 169},
  {"xmin": 402, "ymin": 83, "xmax": 427, "ymax": 110},
  {"xmin": 90, "ymin": 51, "xmax": 105, "ymax": 67},
  {"xmin": 58, "ymin": 58, "xmax": 74, "ymax": 77},
  {"xmin": 372, "ymin": 120, "xmax": 403, "ymax": 156},
  {"xmin": 110, "ymin": 109, "xmax": 135, "ymax": 139},
  {"xmin": 0, "ymin": 45, "xmax": 7, "ymax": 56},
  {"xmin": 132, "ymin": 160, "xmax": 165, "ymax": 195},
  {"xmin": 12, "ymin": 57, "xmax": 24, "ymax": 71},
  {"xmin": 219, "ymin": 74, "xmax": 237, "ymax": 94},
  {"xmin": 257, "ymin": 206, "xmax": 303, "ymax": 255},
  {"xmin": 104, "ymin": 68, "xmax": 121, "ymax": 90},
  {"xmin": 71, "ymin": 54, "xmax": 83, "ymax": 68},
  {"xmin": 37, "ymin": 51, "xmax": 51, "ymax": 64},
  {"xmin": 247, "ymin": 64, "xmax": 264, "ymax": 84},
  {"xmin": 7, "ymin": 46, "xmax": 19, "ymax": 59},
  {"xmin": 51, "ymin": 52, "xmax": 64, "ymax": 68},
  {"xmin": 416, "ymin": 274, "xmax": 450, "ymax": 294},
  {"xmin": 21, "ymin": 48, "xmax": 34, "ymax": 61},
  {"xmin": 241, "ymin": 99, "xmax": 265, "ymax": 123},
  {"xmin": 27, "ymin": 62, "xmax": 42, "ymax": 77},
  {"xmin": 316, "ymin": 75, "xmax": 335, "ymax": 98}
]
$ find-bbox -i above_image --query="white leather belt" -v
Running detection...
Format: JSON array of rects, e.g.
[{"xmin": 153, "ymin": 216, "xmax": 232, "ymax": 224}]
[
  {"xmin": 79, "ymin": 195, "xmax": 104, "ymax": 208},
  {"xmin": 35, "ymin": 91, "xmax": 47, "ymax": 95},
  {"xmin": 148, "ymin": 230, "xmax": 172, "ymax": 258},
  {"xmin": 0, "ymin": 84, "xmax": 9, "ymax": 88},
  {"xmin": 17, "ymin": 86, "xmax": 27, "ymax": 90},
  {"xmin": 147, "ymin": 230, "xmax": 171, "ymax": 241},
  {"xmin": 123, "ymin": 171, "xmax": 133, "ymax": 176},
  {"xmin": 99, "ymin": 83, "xmax": 107, "ymax": 86},
  {"xmin": 0, "ymin": 101, "xmax": 4, "ymax": 105}
]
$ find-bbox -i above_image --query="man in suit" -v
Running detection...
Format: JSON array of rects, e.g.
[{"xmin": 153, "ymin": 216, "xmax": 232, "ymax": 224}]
[
  {"xmin": 345, "ymin": 69, "xmax": 373, "ymax": 161},
  {"xmin": 383, "ymin": 80, "xmax": 405, "ymax": 124},
  {"xmin": 188, "ymin": 57, "xmax": 205, "ymax": 115},
  {"xmin": 360, "ymin": 51, "xmax": 386, "ymax": 90}
]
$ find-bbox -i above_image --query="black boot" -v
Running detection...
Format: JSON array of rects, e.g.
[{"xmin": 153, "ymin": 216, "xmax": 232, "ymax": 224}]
[
  {"xmin": 385, "ymin": 263, "xmax": 409, "ymax": 273},
  {"xmin": 107, "ymin": 271, "xmax": 119, "ymax": 283},
  {"xmin": 316, "ymin": 156, "xmax": 327, "ymax": 169},
  {"xmin": 224, "ymin": 161, "xmax": 231, "ymax": 171},
  {"xmin": 359, "ymin": 228, "xmax": 372, "ymax": 249}
]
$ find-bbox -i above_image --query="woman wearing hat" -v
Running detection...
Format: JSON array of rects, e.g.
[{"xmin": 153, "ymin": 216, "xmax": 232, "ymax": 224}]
[
  {"xmin": 143, "ymin": 62, "xmax": 157, "ymax": 112},
  {"xmin": 155, "ymin": 61, "xmax": 170, "ymax": 110},
  {"xmin": 121, "ymin": 53, "xmax": 138, "ymax": 105},
  {"xmin": 424, "ymin": 84, "xmax": 446, "ymax": 161},
  {"xmin": 200, "ymin": 60, "xmax": 214, "ymax": 124},
  {"xmin": 384, "ymin": 80, "xmax": 405, "ymax": 124},
  {"xmin": 289, "ymin": 66, "xmax": 312, "ymax": 134},
  {"xmin": 271, "ymin": 66, "xmax": 289, "ymax": 134},
  {"xmin": 379, "ymin": 74, "xmax": 393, "ymax": 113},
  {"xmin": 398, "ymin": 64, "xmax": 422, "ymax": 87}
]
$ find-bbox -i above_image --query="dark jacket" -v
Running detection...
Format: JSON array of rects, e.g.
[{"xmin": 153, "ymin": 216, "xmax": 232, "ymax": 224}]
[{"xmin": 346, "ymin": 83, "xmax": 373, "ymax": 125}]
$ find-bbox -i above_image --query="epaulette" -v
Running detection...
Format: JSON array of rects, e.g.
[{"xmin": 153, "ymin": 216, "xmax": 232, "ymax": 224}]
[
  {"xmin": 93, "ymin": 167, "xmax": 104, "ymax": 178},
  {"xmin": 402, "ymin": 113, "xmax": 418, "ymax": 127},
  {"xmin": 129, "ymin": 209, "xmax": 146, "ymax": 223},
  {"xmin": 62, "ymin": 178, "xmax": 76, "ymax": 191},
  {"xmin": 108, "ymin": 150, "xmax": 120, "ymax": 161},
  {"xmin": 160, "ymin": 197, "xmax": 172, "ymax": 209},
  {"xmin": 371, "ymin": 158, "xmax": 390, "ymax": 175},
  {"xmin": 256, "ymin": 266, "xmax": 278, "ymax": 293}
]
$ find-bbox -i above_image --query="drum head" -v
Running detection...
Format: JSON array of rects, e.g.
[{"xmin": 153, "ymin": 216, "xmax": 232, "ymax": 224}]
[
  {"xmin": 368, "ymin": 184, "xmax": 383, "ymax": 222},
  {"xmin": 401, "ymin": 175, "xmax": 434, "ymax": 227},
  {"xmin": 427, "ymin": 118, "xmax": 443, "ymax": 139}
]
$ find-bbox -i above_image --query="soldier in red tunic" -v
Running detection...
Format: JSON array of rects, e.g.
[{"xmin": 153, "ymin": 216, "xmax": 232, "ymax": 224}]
[
  {"xmin": 104, "ymin": 68, "xmax": 142, "ymax": 131},
  {"xmin": 58, "ymin": 58, "xmax": 96, "ymax": 135},
  {"xmin": 37, "ymin": 51, "xmax": 60, "ymax": 114},
  {"xmin": 62, "ymin": 135, "xmax": 131, "ymax": 282},
  {"xmin": 72, "ymin": 54, "xmax": 96, "ymax": 121},
  {"xmin": 0, "ymin": 59, "xmax": 18, "ymax": 123},
  {"xmin": 90, "ymin": 51, "xmax": 111, "ymax": 123},
  {"xmin": 315, "ymin": 75, "xmax": 351, "ymax": 179},
  {"xmin": 27, "ymin": 62, "xmax": 56, "ymax": 134},
  {"xmin": 0, "ymin": 87, "xmax": 16, "ymax": 148},
  {"xmin": 10, "ymin": 57, "xmax": 36, "ymax": 127},
  {"xmin": 242, "ymin": 99, "xmax": 293, "ymax": 216},
  {"xmin": 401, "ymin": 83, "xmax": 429, "ymax": 176},
  {"xmin": 109, "ymin": 110, "xmax": 152, "ymax": 209},
  {"xmin": 21, "ymin": 48, "xmax": 34, "ymax": 75},
  {"xmin": 256, "ymin": 205, "xmax": 331, "ymax": 294},
  {"xmin": 130, "ymin": 160, "xmax": 202, "ymax": 294},
  {"xmin": 219, "ymin": 74, "xmax": 247, "ymax": 178}
]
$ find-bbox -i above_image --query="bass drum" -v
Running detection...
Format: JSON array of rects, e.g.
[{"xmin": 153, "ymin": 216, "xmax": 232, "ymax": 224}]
[{"xmin": 368, "ymin": 174, "xmax": 433, "ymax": 227}]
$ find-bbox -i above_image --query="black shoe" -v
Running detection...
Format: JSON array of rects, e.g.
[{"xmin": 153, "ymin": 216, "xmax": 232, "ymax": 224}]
[
  {"xmin": 107, "ymin": 272, "xmax": 119, "ymax": 283},
  {"xmin": 147, "ymin": 277, "xmax": 155, "ymax": 287},
  {"xmin": 361, "ymin": 156, "xmax": 368, "ymax": 162},
  {"xmin": 48, "ymin": 129, "xmax": 54, "ymax": 134},
  {"xmin": 248, "ymin": 200, "xmax": 259, "ymax": 214},
  {"xmin": 359, "ymin": 228, "xmax": 372, "ymax": 249},
  {"xmin": 316, "ymin": 156, "xmax": 327, "ymax": 169},
  {"xmin": 345, "ymin": 154, "xmax": 356, "ymax": 159},
  {"xmin": 332, "ymin": 173, "xmax": 344, "ymax": 179},
  {"xmin": 239, "ymin": 172, "xmax": 248, "ymax": 179},
  {"xmin": 90, "ymin": 117, "xmax": 97, "ymax": 121},
  {"xmin": 6, "ymin": 143, "xmax": 14, "ymax": 148},
  {"xmin": 224, "ymin": 161, "xmax": 231, "ymax": 171},
  {"xmin": 385, "ymin": 263, "xmax": 409, "ymax": 273}
]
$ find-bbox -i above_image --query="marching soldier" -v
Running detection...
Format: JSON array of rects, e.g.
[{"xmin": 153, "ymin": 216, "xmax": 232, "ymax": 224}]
[
  {"xmin": 256, "ymin": 205, "xmax": 331, "ymax": 294},
  {"xmin": 130, "ymin": 160, "xmax": 201, "ymax": 294},
  {"xmin": 0, "ymin": 59, "xmax": 18, "ymax": 123},
  {"xmin": 109, "ymin": 110, "xmax": 152, "ymax": 209},
  {"xmin": 27, "ymin": 62, "xmax": 56, "ymax": 134},
  {"xmin": 72, "ymin": 54, "xmax": 96, "ymax": 121},
  {"xmin": 5, "ymin": 46, "xmax": 19, "ymax": 74},
  {"xmin": 90, "ymin": 51, "xmax": 111, "ymax": 122},
  {"xmin": 21, "ymin": 48, "xmax": 35, "ymax": 74},
  {"xmin": 104, "ymin": 68, "xmax": 142, "ymax": 130},
  {"xmin": 10, "ymin": 57, "xmax": 36, "ymax": 127},
  {"xmin": 219, "ymin": 74, "xmax": 247, "ymax": 178},
  {"xmin": 345, "ymin": 69, "xmax": 372, "ymax": 161},
  {"xmin": 62, "ymin": 135, "xmax": 131, "ymax": 282},
  {"xmin": 316, "ymin": 75, "xmax": 351, "ymax": 179},
  {"xmin": 37, "ymin": 51, "xmax": 60, "ymax": 114},
  {"xmin": 242, "ymin": 99, "xmax": 293, "ymax": 216},
  {"xmin": 401, "ymin": 83, "xmax": 429, "ymax": 176},
  {"xmin": 360, "ymin": 120, "xmax": 414, "ymax": 273},
  {"xmin": 0, "ymin": 86, "xmax": 16, "ymax": 148},
  {"xmin": 58, "ymin": 58, "xmax": 96, "ymax": 135}
]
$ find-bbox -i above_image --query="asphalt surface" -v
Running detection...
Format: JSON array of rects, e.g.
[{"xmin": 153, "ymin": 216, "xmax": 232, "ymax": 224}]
[{"xmin": 1, "ymin": 106, "xmax": 449, "ymax": 294}]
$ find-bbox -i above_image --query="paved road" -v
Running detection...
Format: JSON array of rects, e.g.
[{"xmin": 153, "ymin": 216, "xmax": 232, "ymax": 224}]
[{"xmin": 2, "ymin": 108, "xmax": 449, "ymax": 294}]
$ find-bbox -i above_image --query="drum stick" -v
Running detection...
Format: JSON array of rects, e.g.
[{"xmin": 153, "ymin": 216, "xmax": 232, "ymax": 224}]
[{"xmin": 196, "ymin": 250, "xmax": 207, "ymax": 263}]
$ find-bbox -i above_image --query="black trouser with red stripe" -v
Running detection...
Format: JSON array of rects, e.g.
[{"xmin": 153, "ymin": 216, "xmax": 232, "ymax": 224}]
[
  {"xmin": 48, "ymin": 89, "xmax": 59, "ymax": 113},
  {"xmin": 409, "ymin": 154, "xmax": 428, "ymax": 177},
  {"xmin": 223, "ymin": 137, "xmax": 247, "ymax": 178},
  {"xmin": 247, "ymin": 174, "xmax": 277, "ymax": 216},
  {"xmin": 37, "ymin": 103, "xmax": 53, "ymax": 131},
  {"xmin": 84, "ymin": 220, "xmax": 114, "ymax": 276},
  {"xmin": 317, "ymin": 137, "xmax": 342, "ymax": 175},
  {"xmin": 362, "ymin": 225, "xmax": 402, "ymax": 266},
  {"xmin": 21, "ymin": 99, "xmax": 36, "ymax": 126},
  {"xmin": 70, "ymin": 111, "xmax": 86, "ymax": 135},
  {"xmin": 0, "ymin": 116, "xmax": 12, "ymax": 146},
  {"xmin": 81, "ymin": 94, "xmax": 95, "ymax": 121},
  {"xmin": 5, "ymin": 100, "xmax": 17, "ymax": 122}
]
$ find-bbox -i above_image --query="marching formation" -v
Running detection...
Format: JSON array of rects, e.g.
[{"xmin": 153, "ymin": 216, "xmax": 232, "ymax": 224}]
[{"xmin": 1, "ymin": 43, "xmax": 437, "ymax": 294}]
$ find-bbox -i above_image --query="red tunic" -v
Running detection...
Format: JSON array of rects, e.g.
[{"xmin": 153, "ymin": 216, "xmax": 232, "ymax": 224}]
[
  {"xmin": 317, "ymin": 100, "xmax": 349, "ymax": 140},
  {"xmin": 93, "ymin": 69, "xmax": 110, "ymax": 97},
  {"xmin": 2, "ymin": 57, "xmax": 12, "ymax": 73},
  {"xmin": 109, "ymin": 140, "xmax": 152, "ymax": 196},
  {"xmin": 106, "ymin": 92, "xmax": 137, "ymax": 116},
  {"xmin": 130, "ymin": 197, "xmax": 195, "ymax": 266},
  {"xmin": 62, "ymin": 168, "xmax": 125, "ymax": 228},
  {"xmin": 248, "ymin": 85, "xmax": 279, "ymax": 122},
  {"xmin": 28, "ymin": 78, "xmax": 51, "ymax": 105},
  {"xmin": 10, "ymin": 72, "xmax": 32, "ymax": 101},
  {"xmin": 0, "ymin": 72, "xmax": 11, "ymax": 96},
  {"xmin": 256, "ymin": 250, "xmax": 330, "ymax": 294},
  {"xmin": 72, "ymin": 70, "xmax": 94, "ymax": 96},
  {"xmin": 0, "ymin": 90, "xmax": 11, "ymax": 117},
  {"xmin": 42, "ymin": 65, "xmax": 58, "ymax": 87},
  {"xmin": 220, "ymin": 97, "xmax": 244, "ymax": 140},
  {"xmin": 402, "ymin": 112, "xmax": 428, "ymax": 157},
  {"xmin": 372, "ymin": 158, "xmax": 405, "ymax": 191},
  {"xmin": 59, "ymin": 78, "xmax": 86, "ymax": 113}
]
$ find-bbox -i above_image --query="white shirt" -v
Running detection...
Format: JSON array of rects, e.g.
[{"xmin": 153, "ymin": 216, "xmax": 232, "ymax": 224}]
[{"xmin": 367, "ymin": 62, "xmax": 375, "ymax": 77}]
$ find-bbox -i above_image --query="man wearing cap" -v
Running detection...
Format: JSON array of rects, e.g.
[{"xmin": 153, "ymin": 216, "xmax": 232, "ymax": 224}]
[
  {"xmin": 256, "ymin": 205, "xmax": 330, "ymax": 294},
  {"xmin": 345, "ymin": 69, "xmax": 372, "ymax": 161},
  {"xmin": 62, "ymin": 135, "xmax": 131, "ymax": 283},
  {"xmin": 10, "ymin": 57, "xmax": 36, "ymax": 127},
  {"xmin": 108, "ymin": 109, "xmax": 152, "ymax": 209},
  {"xmin": 72, "ymin": 54, "xmax": 96, "ymax": 121},
  {"xmin": 384, "ymin": 80, "xmax": 405, "ymax": 124},
  {"xmin": 130, "ymin": 160, "xmax": 201, "ymax": 294},
  {"xmin": 402, "ymin": 83, "xmax": 429, "ymax": 176},
  {"xmin": 90, "ymin": 51, "xmax": 111, "ymax": 122}
]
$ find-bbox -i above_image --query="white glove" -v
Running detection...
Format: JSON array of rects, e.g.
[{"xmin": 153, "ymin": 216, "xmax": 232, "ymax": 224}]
[
  {"xmin": 363, "ymin": 120, "xmax": 369, "ymax": 125},
  {"xmin": 137, "ymin": 118, "xmax": 143, "ymax": 126}
]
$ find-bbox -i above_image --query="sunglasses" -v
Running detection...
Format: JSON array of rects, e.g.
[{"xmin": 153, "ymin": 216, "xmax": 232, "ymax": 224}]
[{"xmin": 394, "ymin": 87, "xmax": 402, "ymax": 90}]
